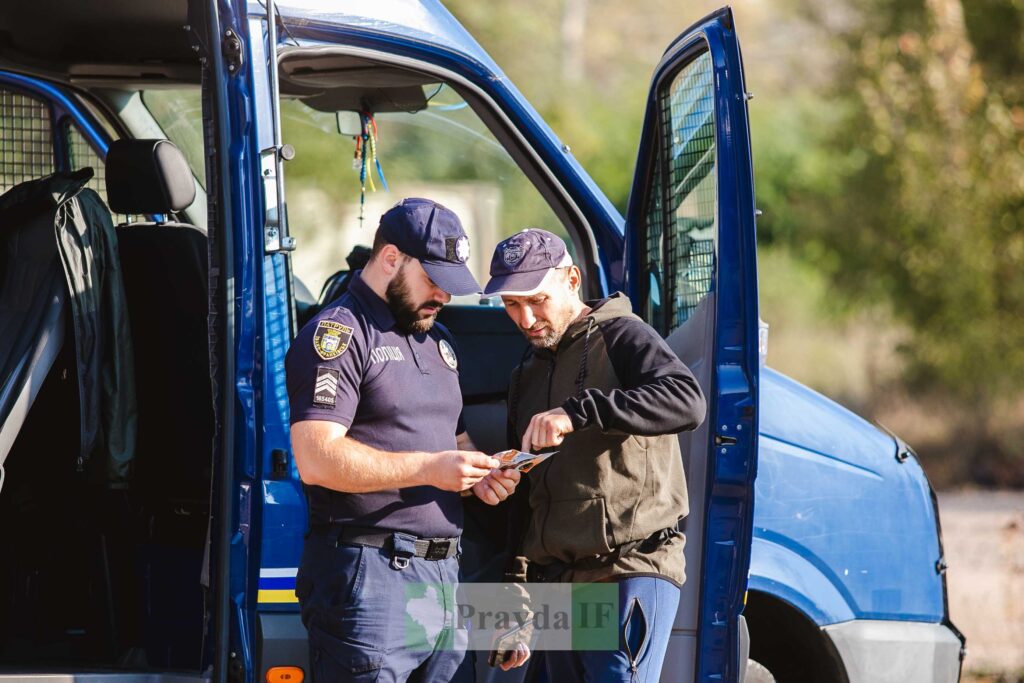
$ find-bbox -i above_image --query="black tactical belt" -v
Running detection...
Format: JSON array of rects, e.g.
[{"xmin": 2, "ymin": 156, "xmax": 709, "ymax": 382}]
[
  {"xmin": 526, "ymin": 526, "xmax": 680, "ymax": 581},
  {"xmin": 328, "ymin": 525, "xmax": 459, "ymax": 561}
]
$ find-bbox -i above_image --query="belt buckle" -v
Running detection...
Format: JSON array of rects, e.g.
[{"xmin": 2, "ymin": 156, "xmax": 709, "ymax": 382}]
[{"xmin": 425, "ymin": 539, "xmax": 451, "ymax": 561}]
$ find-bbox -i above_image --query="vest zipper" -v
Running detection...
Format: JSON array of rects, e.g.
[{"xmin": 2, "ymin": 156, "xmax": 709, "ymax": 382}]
[{"xmin": 539, "ymin": 355, "xmax": 556, "ymax": 557}]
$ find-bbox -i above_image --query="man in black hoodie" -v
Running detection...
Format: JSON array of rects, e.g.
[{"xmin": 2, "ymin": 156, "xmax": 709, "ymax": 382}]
[{"xmin": 486, "ymin": 229, "xmax": 706, "ymax": 681}]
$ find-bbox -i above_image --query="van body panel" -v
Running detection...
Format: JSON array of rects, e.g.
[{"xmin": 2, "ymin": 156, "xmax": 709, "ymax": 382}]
[{"xmin": 756, "ymin": 368, "xmax": 945, "ymax": 624}]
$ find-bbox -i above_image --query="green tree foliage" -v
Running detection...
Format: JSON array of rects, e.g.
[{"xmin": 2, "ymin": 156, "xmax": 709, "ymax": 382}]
[
  {"xmin": 445, "ymin": 0, "xmax": 1024, "ymax": 483},
  {"xmin": 797, "ymin": 0, "xmax": 1024, "ymax": 407}
]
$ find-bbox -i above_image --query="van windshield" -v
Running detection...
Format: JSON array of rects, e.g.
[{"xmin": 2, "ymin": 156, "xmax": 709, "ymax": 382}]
[
  {"xmin": 279, "ymin": 83, "xmax": 566, "ymax": 298},
  {"xmin": 141, "ymin": 88, "xmax": 206, "ymax": 189},
  {"xmin": 141, "ymin": 83, "xmax": 568, "ymax": 299}
]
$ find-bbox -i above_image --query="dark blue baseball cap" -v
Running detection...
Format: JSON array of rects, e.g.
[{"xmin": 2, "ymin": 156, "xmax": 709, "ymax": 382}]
[
  {"xmin": 484, "ymin": 228, "xmax": 573, "ymax": 297},
  {"xmin": 378, "ymin": 198, "xmax": 481, "ymax": 296}
]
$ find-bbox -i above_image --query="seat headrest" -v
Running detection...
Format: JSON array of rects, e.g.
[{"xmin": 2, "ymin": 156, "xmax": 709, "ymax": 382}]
[{"xmin": 105, "ymin": 139, "xmax": 196, "ymax": 215}]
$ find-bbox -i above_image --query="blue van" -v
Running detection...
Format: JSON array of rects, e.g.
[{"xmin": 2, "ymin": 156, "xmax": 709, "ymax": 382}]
[{"xmin": 0, "ymin": 1, "xmax": 964, "ymax": 682}]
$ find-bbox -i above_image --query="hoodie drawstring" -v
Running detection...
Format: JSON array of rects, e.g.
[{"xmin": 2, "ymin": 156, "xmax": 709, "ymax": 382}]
[
  {"xmin": 574, "ymin": 318, "xmax": 595, "ymax": 401},
  {"xmin": 508, "ymin": 343, "xmax": 534, "ymax": 436}
]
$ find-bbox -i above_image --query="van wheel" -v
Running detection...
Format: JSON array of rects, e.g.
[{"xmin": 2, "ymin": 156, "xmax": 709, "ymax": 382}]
[
  {"xmin": 744, "ymin": 591, "xmax": 848, "ymax": 682},
  {"xmin": 745, "ymin": 659, "xmax": 777, "ymax": 683}
]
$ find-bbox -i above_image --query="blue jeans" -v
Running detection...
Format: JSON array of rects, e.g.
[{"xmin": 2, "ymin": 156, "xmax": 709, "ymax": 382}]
[
  {"xmin": 296, "ymin": 528, "xmax": 470, "ymax": 682},
  {"xmin": 544, "ymin": 576, "xmax": 681, "ymax": 683}
]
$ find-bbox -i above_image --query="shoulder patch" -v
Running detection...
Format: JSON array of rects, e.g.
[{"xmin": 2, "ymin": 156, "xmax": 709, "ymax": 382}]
[
  {"xmin": 313, "ymin": 367, "xmax": 340, "ymax": 407},
  {"xmin": 313, "ymin": 320, "xmax": 353, "ymax": 360}
]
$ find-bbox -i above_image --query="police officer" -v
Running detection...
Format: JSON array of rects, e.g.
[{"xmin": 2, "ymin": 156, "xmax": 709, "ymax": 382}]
[
  {"xmin": 286, "ymin": 198, "xmax": 520, "ymax": 682},
  {"xmin": 486, "ymin": 229, "xmax": 706, "ymax": 681}
]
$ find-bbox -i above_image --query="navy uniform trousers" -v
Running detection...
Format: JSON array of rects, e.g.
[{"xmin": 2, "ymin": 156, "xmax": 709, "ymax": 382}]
[{"xmin": 296, "ymin": 527, "xmax": 472, "ymax": 682}]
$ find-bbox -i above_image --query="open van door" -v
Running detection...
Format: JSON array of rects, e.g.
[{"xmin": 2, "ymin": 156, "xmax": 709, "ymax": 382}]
[
  {"xmin": 194, "ymin": 0, "xmax": 269, "ymax": 680},
  {"xmin": 623, "ymin": 8, "xmax": 760, "ymax": 681}
]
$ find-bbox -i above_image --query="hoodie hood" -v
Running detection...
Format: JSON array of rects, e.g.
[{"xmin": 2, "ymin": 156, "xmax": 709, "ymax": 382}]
[{"xmin": 566, "ymin": 292, "xmax": 637, "ymax": 341}]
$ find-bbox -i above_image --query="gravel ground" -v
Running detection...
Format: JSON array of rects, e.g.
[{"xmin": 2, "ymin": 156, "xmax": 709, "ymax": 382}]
[{"xmin": 938, "ymin": 490, "xmax": 1024, "ymax": 680}]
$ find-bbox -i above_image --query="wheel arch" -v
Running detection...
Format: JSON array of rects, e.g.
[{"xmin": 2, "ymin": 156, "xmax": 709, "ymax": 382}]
[{"xmin": 744, "ymin": 589, "xmax": 849, "ymax": 683}]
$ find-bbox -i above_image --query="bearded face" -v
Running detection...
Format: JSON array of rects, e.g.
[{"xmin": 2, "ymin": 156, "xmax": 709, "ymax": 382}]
[
  {"xmin": 386, "ymin": 260, "xmax": 447, "ymax": 334},
  {"xmin": 518, "ymin": 301, "xmax": 576, "ymax": 349},
  {"xmin": 501, "ymin": 269, "xmax": 580, "ymax": 349}
]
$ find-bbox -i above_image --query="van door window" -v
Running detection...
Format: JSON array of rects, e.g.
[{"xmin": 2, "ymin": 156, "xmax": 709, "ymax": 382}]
[
  {"xmin": 0, "ymin": 88, "xmax": 54, "ymax": 194},
  {"xmin": 643, "ymin": 52, "xmax": 717, "ymax": 335}
]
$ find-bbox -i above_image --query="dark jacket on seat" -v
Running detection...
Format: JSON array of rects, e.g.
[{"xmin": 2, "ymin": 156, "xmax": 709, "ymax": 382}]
[{"xmin": 0, "ymin": 169, "xmax": 136, "ymax": 484}]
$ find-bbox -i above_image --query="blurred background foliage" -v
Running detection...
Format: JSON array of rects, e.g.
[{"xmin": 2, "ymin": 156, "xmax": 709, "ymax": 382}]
[{"xmin": 444, "ymin": 0, "xmax": 1024, "ymax": 488}]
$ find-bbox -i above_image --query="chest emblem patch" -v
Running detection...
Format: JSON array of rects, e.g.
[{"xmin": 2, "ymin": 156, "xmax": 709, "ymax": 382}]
[
  {"xmin": 438, "ymin": 339, "xmax": 458, "ymax": 370},
  {"xmin": 313, "ymin": 320, "xmax": 353, "ymax": 360}
]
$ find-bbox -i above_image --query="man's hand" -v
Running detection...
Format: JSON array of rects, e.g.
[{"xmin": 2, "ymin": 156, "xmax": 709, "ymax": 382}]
[
  {"xmin": 522, "ymin": 407, "xmax": 574, "ymax": 453},
  {"xmin": 472, "ymin": 467, "xmax": 521, "ymax": 505},
  {"xmin": 499, "ymin": 643, "xmax": 531, "ymax": 671},
  {"xmin": 429, "ymin": 451, "xmax": 500, "ymax": 491}
]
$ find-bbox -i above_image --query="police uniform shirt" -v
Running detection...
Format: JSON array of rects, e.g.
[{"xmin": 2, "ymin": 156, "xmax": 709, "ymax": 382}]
[{"xmin": 285, "ymin": 272, "xmax": 466, "ymax": 538}]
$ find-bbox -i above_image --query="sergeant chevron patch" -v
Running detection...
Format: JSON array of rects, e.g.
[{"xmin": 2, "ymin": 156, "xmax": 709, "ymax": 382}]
[{"xmin": 313, "ymin": 367, "xmax": 340, "ymax": 407}]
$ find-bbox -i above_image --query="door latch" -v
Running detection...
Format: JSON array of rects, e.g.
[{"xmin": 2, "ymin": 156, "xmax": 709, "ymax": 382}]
[
  {"xmin": 222, "ymin": 28, "xmax": 244, "ymax": 74},
  {"xmin": 715, "ymin": 434, "xmax": 738, "ymax": 446}
]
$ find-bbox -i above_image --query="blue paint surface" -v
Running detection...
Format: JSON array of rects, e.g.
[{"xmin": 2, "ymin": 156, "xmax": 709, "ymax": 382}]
[{"xmin": 752, "ymin": 368, "xmax": 945, "ymax": 624}]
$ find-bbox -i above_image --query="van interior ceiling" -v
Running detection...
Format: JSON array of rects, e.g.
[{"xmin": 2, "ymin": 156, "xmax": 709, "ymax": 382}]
[
  {"xmin": 0, "ymin": 1, "xmax": 199, "ymax": 84},
  {"xmin": 278, "ymin": 52, "xmax": 437, "ymax": 113}
]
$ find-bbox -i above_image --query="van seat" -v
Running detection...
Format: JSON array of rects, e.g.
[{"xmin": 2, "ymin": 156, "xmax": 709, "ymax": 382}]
[
  {"xmin": 105, "ymin": 139, "xmax": 210, "ymax": 669},
  {"xmin": 106, "ymin": 139, "xmax": 212, "ymax": 511}
]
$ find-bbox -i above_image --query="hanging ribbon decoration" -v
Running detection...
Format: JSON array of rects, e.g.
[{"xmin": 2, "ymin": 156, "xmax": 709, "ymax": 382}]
[{"xmin": 353, "ymin": 111, "xmax": 389, "ymax": 228}]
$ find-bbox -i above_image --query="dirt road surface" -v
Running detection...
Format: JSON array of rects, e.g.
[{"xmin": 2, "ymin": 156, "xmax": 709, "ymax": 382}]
[{"xmin": 939, "ymin": 490, "xmax": 1024, "ymax": 680}]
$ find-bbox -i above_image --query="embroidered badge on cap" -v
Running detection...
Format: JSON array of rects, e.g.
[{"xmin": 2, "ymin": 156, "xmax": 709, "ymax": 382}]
[
  {"xmin": 438, "ymin": 339, "xmax": 458, "ymax": 370},
  {"xmin": 503, "ymin": 243, "xmax": 524, "ymax": 266},
  {"xmin": 445, "ymin": 236, "xmax": 471, "ymax": 264},
  {"xmin": 313, "ymin": 367, "xmax": 340, "ymax": 407},
  {"xmin": 313, "ymin": 320, "xmax": 353, "ymax": 360}
]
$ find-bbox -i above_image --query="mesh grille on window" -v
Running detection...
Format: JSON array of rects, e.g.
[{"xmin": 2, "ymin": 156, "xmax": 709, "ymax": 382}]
[
  {"xmin": 643, "ymin": 149, "xmax": 665, "ymax": 331},
  {"xmin": 659, "ymin": 51, "xmax": 717, "ymax": 330},
  {"xmin": 65, "ymin": 120, "xmax": 109, "ymax": 206},
  {"xmin": 0, "ymin": 88, "xmax": 54, "ymax": 195}
]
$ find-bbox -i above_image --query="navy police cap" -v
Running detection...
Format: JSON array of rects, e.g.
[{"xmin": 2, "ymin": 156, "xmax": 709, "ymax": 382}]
[
  {"xmin": 378, "ymin": 198, "xmax": 482, "ymax": 296},
  {"xmin": 484, "ymin": 228, "xmax": 572, "ymax": 297}
]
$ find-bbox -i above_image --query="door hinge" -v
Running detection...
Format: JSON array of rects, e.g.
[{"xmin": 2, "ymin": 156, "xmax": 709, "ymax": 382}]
[
  {"xmin": 271, "ymin": 449, "xmax": 290, "ymax": 479},
  {"xmin": 261, "ymin": 146, "xmax": 297, "ymax": 253},
  {"xmin": 222, "ymin": 28, "xmax": 244, "ymax": 75}
]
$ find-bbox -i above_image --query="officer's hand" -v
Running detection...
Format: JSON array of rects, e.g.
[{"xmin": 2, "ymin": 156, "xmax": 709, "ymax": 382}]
[
  {"xmin": 500, "ymin": 643, "xmax": 531, "ymax": 670},
  {"xmin": 522, "ymin": 407, "xmax": 573, "ymax": 452},
  {"xmin": 431, "ymin": 451, "xmax": 500, "ymax": 492},
  {"xmin": 472, "ymin": 468, "xmax": 521, "ymax": 505}
]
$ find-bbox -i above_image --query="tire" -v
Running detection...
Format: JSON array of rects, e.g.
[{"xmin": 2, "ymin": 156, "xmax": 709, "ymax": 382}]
[
  {"xmin": 745, "ymin": 659, "xmax": 777, "ymax": 683},
  {"xmin": 744, "ymin": 592, "xmax": 848, "ymax": 683}
]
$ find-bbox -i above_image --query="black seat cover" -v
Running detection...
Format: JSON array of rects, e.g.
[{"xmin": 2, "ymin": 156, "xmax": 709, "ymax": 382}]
[
  {"xmin": 117, "ymin": 225, "xmax": 212, "ymax": 505},
  {"xmin": 106, "ymin": 139, "xmax": 209, "ymax": 669},
  {"xmin": 105, "ymin": 139, "xmax": 211, "ymax": 508}
]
